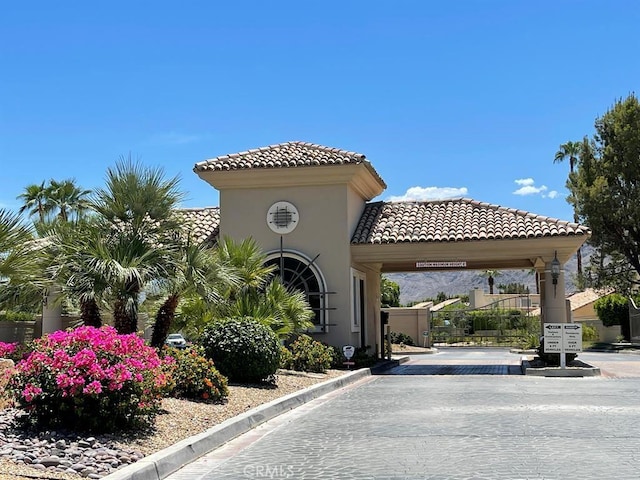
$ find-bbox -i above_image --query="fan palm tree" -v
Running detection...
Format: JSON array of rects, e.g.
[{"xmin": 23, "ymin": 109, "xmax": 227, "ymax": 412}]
[
  {"xmin": 0, "ymin": 209, "xmax": 44, "ymax": 311},
  {"xmin": 150, "ymin": 241, "xmax": 238, "ymax": 348},
  {"xmin": 46, "ymin": 179, "xmax": 92, "ymax": 222},
  {"xmin": 554, "ymin": 140, "xmax": 584, "ymax": 277},
  {"xmin": 17, "ymin": 182, "xmax": 48, "ymax": 223},
  {"xmin": 89, "ymin": 157, "xmax": 185, "ymax": 333}
]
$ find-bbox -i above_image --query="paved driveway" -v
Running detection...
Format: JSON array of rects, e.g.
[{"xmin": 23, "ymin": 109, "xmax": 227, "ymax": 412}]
[{"xmin": 168, "ymin": 349, "xmax": 640, "ymax": 480}]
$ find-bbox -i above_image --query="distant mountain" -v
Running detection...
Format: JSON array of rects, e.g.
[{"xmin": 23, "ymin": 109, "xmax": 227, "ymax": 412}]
[{"xmin": 386, "ymin": 244, "xmax": 594, "ymax": 305}]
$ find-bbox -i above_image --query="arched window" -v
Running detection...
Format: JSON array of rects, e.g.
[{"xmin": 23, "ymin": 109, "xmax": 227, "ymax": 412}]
[{"xmin": 264, "ymin": 251, "xmax": 328, "ymax": 332}]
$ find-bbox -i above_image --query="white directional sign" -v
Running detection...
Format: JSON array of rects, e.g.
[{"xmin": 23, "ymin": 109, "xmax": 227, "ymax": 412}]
[
  {"xmin": 543, "ymin": 323, "xmax": 563, "ymax": 353},
  {"xmin": 562, "ymin": 324, "xmax": 583, "ymax": 353}
]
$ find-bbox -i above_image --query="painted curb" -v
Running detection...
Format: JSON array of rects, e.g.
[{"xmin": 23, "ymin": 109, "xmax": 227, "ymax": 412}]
[{"xmin": 103, "ymin": 367, "xmax": 378, "ymax": 480}]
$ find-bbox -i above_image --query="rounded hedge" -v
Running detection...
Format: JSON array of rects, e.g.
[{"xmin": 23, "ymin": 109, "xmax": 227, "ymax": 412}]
[{"xmin": 200, "ymin": 317, "xmax": 280, "ymax": 383}]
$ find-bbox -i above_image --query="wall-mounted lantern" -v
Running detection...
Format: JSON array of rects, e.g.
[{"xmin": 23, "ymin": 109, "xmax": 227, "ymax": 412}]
[{"xmin": 551, "ymin": 251, "xmax": 561, "ymax": 297}]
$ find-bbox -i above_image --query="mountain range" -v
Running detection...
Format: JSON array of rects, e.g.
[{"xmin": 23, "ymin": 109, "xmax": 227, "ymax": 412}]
[{"xmin": 386, "ymin": 245, "xmax": 594, "ymax": 305}]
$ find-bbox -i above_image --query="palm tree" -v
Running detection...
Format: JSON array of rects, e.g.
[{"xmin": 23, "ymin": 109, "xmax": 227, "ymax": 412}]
[
  {"xmin": 17, "ymin": 182, "xmax": 48, "ymax": 223},
  {"xmin": 90, "ymin": 157, "xmax": 185, "ymax": 334},
  {"xmin": 554, "ymin": 140, "xmax": 584, "ymax": 277},
  {"xmin": 0, "ymin": 209, "xmax": 44, "ymax": 311},
  {"xmin": 150, "ymin": 241, "xmax": 238, "ymax": 348},
  {"xmin": 45, "ymin": 219, "xmax": 106, "ymax": 328},
  {"xmin": 46, "ymin": 179, "xmax": 92, "ymax": 222},
  {"xmin": 480, "ymin": 270, "xmax": 501, "ymax": 294}
]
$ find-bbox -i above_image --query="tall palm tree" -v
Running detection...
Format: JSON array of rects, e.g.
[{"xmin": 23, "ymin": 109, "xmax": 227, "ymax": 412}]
[
  {"xmin": 480, "ymin": 270, "xmax": 501, "ymax": 294},
  {"xmin": 46, "ymin": 179, "xmax": 92, "ymax": 222},
  {"xmin": 554, "ymin": 140, "xmax": 583, "ymax": 277},
  {"xmin": 17, "ymin": 182, "xmax": 48, "ymax": 223}
]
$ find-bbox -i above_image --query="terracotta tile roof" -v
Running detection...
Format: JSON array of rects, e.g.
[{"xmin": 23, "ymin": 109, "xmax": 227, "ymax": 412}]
[
  {"xmin": 193, "ymin": 141, "xmax": 386, "ymax": 188},
  {"xmin": 351, "ymin": 199, "xmax": 591, "ymax": 244},
  {"xmin": 567, "ymin": 288, "xmax": 613, "ymax": 310},
  {"xmin": 174, "ymin": 207, "xmax": 220, "ymax": 245}
]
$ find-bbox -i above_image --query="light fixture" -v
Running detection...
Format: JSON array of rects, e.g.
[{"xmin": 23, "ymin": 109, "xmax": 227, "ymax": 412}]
[{"xmin": 551, "ymin": 251, "xmax": 561, "ymax": 297}]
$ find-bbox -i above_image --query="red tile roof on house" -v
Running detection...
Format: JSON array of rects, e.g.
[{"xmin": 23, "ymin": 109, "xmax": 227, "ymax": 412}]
[
  {"xmin": 175, "ymin": 207, "xmax": 220, "ymax": 245},
  {"xmin": 193, "ymin": 141, "xmax": 386, "ymax": 188},
  {"xmin": 351, "ymin": 199, "xmax": 591, "ymax": 244}
]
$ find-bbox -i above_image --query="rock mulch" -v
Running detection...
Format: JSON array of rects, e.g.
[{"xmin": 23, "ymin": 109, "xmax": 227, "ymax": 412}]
[{"xmin": 0, "ymin": 369, "xmax": 348, "ymax": 479}]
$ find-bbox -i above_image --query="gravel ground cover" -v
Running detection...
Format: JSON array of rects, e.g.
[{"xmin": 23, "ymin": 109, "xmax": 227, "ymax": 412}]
[{"xmin": 0, "ymin": 369, "xmax": 348, "ymax": 480}]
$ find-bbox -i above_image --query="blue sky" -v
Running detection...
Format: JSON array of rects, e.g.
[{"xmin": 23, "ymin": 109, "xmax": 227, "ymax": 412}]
[{"xmin": 1, "ymin": 1, "xmax": 639, "ymax": 222}]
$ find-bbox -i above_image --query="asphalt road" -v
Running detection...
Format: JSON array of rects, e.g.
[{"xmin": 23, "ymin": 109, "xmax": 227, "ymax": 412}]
[{"xmin": 167, "ymin": 348, "xmax": 640, "ymax": 480}]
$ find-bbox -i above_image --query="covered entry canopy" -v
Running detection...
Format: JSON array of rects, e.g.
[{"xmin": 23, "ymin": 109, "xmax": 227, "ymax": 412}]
[{"xmin": 351, "ymin": 199, "xmax": 590, "ymax": 272}]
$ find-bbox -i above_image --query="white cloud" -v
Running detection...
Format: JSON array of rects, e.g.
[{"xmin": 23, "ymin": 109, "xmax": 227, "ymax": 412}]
[
  {"xmin": 387, "ymin": 186, "xmax": 468, "ymax": 202},
  {"xmin": 513, "ymin": 178, "xmax": 548, "ymax": 196},
  {"xmin": 547, "ymin": 190, "xmax": 559, "ymax": 199},
  {"xmin": 514, "ymin": 178, "xmax": 535, "ymax": 187}
]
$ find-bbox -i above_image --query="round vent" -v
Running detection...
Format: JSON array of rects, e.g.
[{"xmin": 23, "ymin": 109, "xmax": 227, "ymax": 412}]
[{"xmin": 266, "ymin": 201, "xmax": 299, "ymax": 234}]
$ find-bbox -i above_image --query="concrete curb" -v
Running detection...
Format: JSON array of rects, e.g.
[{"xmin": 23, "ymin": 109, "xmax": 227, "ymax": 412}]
[
  {"xmin": 103, "ymin": 367, "xmax": 379, "ymax": 480},
  {"xmin": 521, "ymin": 356, "xmax": 601, "ymax": 377}
]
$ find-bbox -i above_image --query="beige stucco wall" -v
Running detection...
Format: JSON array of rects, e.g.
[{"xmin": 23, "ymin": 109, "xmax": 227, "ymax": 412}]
[
  {"xmin": 220, "ymin": 183, "xmax": 363, "ymax": 348},
  {"xmin": 382, "ymin": 307, "xmax": 431, "ymax": 348}
]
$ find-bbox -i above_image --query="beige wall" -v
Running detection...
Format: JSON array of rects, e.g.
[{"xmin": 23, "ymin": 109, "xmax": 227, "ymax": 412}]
[
  {"xmin": 220, "ymin": 184, "xmax": 362, "ymax": 348},
  {"xmin": 382, "ymin": 306, "xmax": 431, "ymax": 348}
]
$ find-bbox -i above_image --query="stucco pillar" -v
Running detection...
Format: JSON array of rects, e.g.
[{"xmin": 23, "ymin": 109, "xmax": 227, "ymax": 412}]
[
  {"xmin": 543, "ymin": 261, "xmax": 567, "ymax": 324},
  {"xmin": 42, "ymin": 287, "xmax": 62, "ymax": 335}
]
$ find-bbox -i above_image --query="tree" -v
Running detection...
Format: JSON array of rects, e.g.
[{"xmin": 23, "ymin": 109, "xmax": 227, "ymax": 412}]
[
  {"xmin": 554, "ymin": 140, "xmax": 584, "ymax": 277},
  {"xmin": 568, "ymin": 94, "xmax": 640, "ymax": 293},
  {"xmin": 17, "ymin": 182, "xmax": 48, "ymax": 223},
  {"xmin": 45, "ymin": 179, "xmax": 91, "ymax": 222},
  {"xmin": 90, "ymin": 157, "xmax": 185, "ymax": 334},
  {"xmin": 0, "ymin": 209, "xmax": 44, "ymax": 312},
  {"xmin": 150, "ymin": 241, "xmax": 237, "ymax": 348},
  {"xmin": 480, "ymin": 270, "xmax": 501, "ymax": 294},
  {"xmin": 381, "ymin": 277, "xmax": 400, "ymax": 307},
  {"xmin": 594, "ymin": 293, "xmax": 631, "ymax": 340}
]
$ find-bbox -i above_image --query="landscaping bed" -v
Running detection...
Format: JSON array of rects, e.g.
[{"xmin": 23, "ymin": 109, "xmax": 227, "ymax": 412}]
[{"xmin": 0, "ymin": 363, "xmax": 347, "ymax": 480}]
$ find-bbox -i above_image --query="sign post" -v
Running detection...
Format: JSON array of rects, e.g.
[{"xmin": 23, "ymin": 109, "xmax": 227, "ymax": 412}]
[
  {"xmin": 544, "ymin": 323, "xmax": 582, "ymax": 368},
  {"xmin": 342, "ymin": 345, "xmax": 355, "ymax": 369}
]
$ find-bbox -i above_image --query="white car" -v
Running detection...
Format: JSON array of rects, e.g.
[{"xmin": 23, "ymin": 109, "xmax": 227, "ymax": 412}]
[{"xmin": 165, "ymin": 333, "xmax": 188, "ymax": 349}]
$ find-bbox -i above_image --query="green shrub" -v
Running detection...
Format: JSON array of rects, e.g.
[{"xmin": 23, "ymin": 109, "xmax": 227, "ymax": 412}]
[
  {"xmin": 0, "ymin": 311, "xmax": 36, "ymax": 322},
  {"xmin": 594, "ymin": 294, "xmax": 628, "ymax": 327},
  {"xmin": 286, "ymin": 335, "xmax": 334, "ymax": 373},
  {"xmin": 279, "ymin": 345, "xmax": 294, "ymax": 369},
  {"xmin": 200, "ymin": 317, "xmax": 280, "ymax": 383},
  {"xmin": 164, "ymin": 346, "xmax": 228, "ymax": 401},
  {"xmin": 389, "ymin": 331, "xmax": 415, "ymax": 346},
  {"xmin": 582, "ymin": 325, "xmax": 599, "ymax": 342}
]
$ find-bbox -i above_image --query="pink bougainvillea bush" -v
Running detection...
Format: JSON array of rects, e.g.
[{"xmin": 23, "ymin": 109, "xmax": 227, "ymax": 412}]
[
  {"xmin": 0, "ymin": 341, "xmax": 29, "ymax": 363},
  {"xmin": 9, "ymin": 326, "xmax": 172, "ymax": 432}
]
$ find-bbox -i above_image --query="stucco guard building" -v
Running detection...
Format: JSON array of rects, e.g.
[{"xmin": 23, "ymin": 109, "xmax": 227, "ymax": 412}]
[{"xmin": 191, "ymin": 141, "xmax": 590, "ymax": 354}]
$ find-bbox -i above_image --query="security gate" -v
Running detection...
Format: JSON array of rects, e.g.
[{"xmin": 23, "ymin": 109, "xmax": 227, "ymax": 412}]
[{"xmin": 430, "ymin": 295, "xmax": 540, "ymax": 347}]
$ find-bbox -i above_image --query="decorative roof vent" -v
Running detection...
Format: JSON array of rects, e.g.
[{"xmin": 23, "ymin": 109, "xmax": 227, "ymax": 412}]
[{"xmin": 267, "ymin": 201, "xmax": 299, "ymax": 234}]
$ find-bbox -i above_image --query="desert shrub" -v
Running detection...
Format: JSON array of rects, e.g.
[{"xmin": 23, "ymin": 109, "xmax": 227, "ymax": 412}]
[
  {"xmin": 9, "ymin": 326, "xmax": 171, "ymax": 432},
  {"xmin": 286, "ymin": 335, "xmax": 334, "ymax": 373},
  {"xmin": 279, "ymin": 345, "xmax": 294, "ymax": 369},
  {"xmin": 582, "ymin": 325, "xmax": 599, "ymax": 342},
  {"xmin": 200, "ymin": 317, "xmax": 280, "ymax": 383},
  {"xmin": 164, "ymin": 346, "xmax": 228, "ymax": 401},
  {"xmin": 518, "ymin": 333, "xmax": 540, "ymax": 350},
  {"xmin": 389, "ymin": 332, "xmax": 415, "ymax": 346}
]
